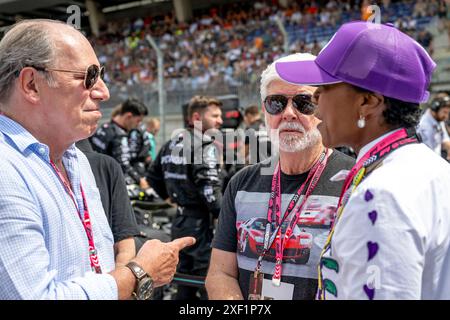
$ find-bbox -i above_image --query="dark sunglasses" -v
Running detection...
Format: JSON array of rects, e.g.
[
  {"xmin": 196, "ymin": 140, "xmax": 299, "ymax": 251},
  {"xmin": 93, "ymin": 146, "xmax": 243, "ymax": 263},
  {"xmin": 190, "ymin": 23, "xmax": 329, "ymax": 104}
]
[
  {"xmin": 264, "ymin": 94, "xmax": 316, "ymax": 115},
  {"xmin": 28, "ymin": 64, "xmax": 105, "ymax": 90}
]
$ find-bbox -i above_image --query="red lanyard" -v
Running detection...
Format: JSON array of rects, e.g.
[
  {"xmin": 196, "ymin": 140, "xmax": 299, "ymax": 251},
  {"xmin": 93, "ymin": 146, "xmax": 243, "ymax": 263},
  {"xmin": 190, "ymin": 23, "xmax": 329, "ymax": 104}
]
[
  {"xmin": 257, "ymin": 148, "xmax": 329, "ymax": 285},
  {"xmin": 317, "ymin": 128, "xmax": 418, "ymax": 299},
  {"xmin": 50, "ymin": 161, "xmax": 102, "ymax": 274}
]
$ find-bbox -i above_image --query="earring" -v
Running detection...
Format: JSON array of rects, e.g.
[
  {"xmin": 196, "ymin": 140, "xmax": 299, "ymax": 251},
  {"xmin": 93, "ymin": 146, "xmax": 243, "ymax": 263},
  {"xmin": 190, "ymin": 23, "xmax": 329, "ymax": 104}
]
[{"xmin": 357, "ymin": 115, "xmax": 366, "ymax": 128}]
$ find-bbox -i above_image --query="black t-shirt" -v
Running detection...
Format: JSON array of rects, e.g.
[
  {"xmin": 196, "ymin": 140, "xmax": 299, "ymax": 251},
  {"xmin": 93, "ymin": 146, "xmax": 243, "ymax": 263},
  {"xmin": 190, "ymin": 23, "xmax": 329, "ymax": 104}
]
[
  {"xmin": 82, "ymin": 150, "xmax": 140, "ymax": 243},
  {"xmin": 212, "ymin": 150, "xmax": 355, "ymax": 300}
]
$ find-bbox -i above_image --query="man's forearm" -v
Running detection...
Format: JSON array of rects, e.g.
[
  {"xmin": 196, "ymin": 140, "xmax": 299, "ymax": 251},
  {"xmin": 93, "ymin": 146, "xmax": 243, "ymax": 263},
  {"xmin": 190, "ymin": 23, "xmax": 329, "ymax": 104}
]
[
  {"xmin": 114, "ymin": 238, "xmax": 136, "ymax": 267},
  {"xmin": 206, "ymin": 273, "xmax": 244, "ymax": 300}
]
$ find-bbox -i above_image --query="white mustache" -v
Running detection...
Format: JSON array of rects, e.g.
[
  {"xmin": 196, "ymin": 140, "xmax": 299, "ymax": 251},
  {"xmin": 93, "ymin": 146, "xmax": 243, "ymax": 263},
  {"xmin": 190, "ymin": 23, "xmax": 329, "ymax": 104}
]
[{"xmin": 278, "ymin": 121, "xmax": 305, "ymax": 133}]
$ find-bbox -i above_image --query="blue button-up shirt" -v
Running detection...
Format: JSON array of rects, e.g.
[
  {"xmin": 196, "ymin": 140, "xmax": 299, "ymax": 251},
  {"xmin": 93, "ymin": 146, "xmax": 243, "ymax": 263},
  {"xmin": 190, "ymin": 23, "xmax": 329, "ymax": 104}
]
[{"xmin": 0, "ymin": 115, "xmax": 118, "ymax": 299}]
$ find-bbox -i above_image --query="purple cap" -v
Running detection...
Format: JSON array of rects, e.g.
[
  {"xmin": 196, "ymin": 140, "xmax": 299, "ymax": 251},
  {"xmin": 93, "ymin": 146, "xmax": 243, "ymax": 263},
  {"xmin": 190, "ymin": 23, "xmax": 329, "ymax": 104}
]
[{"xmin": 275, "ymin": 21, "xmax": 436, "ymax": 103}]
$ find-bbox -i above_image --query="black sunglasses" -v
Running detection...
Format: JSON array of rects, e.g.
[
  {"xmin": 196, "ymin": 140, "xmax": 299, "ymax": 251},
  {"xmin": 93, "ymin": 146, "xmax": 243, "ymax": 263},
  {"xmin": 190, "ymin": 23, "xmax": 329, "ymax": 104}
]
[
  {"xmin": 264, "ymin": 94, "xmax": 316, "ymax": 115},
  {"xmin": 27, "ymin": 64, "xmax": 105, "ymax": 90}
]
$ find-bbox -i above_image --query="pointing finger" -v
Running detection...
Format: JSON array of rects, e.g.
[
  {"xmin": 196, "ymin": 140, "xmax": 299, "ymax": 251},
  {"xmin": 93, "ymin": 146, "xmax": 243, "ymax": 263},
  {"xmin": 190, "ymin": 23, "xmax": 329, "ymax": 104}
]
[{"xmin": 170, "ymin": 237, "xmax": 196, "ymax": 251}]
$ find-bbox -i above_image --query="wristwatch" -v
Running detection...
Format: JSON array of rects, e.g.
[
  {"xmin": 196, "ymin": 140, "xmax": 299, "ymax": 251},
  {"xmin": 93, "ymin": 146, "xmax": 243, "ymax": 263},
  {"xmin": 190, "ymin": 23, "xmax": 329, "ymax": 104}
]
[{"xmin": 126, "ymin": 261, "xmax": 154, "ymax": 300}]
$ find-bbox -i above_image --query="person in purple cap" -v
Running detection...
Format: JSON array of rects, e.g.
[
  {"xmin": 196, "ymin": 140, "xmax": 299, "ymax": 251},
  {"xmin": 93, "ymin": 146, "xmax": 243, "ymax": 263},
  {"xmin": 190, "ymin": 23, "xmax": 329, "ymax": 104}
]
[{"xmin": 276, "ymin": 21, "xmax": 450, "ymax": 300}]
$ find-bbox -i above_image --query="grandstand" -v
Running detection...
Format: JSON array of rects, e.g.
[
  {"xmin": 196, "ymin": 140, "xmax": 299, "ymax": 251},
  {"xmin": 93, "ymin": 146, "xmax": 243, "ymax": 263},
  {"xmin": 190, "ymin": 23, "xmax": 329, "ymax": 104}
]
[{"xmin": 1, "ymin": 0, "xmax": 449, "ymax": 144}]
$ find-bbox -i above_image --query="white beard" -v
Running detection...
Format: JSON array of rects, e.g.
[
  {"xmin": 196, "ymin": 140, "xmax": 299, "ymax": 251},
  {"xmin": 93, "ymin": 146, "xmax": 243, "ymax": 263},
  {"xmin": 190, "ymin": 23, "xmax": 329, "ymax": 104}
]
[{"xmin": 266, "ymin": 118, "xmax": 321, "ymax": 153}]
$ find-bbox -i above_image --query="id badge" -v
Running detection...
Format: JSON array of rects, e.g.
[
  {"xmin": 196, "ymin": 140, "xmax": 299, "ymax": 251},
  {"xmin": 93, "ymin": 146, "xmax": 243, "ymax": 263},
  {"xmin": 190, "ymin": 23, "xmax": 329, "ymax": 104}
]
[
  {"xmin": 248, "ymin": 271, "xmax": 263, "ymax": 300},
  {"xmin": 261, "ymin": 278, "xmax": 294, "ymax": 300}
]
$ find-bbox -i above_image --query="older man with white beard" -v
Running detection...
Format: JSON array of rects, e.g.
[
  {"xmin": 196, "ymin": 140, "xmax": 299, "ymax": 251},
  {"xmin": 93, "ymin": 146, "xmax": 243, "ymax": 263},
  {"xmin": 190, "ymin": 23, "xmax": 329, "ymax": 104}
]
[{"xmin": 205, "ymin": 53, "xmax": 355, "ymax": 300}]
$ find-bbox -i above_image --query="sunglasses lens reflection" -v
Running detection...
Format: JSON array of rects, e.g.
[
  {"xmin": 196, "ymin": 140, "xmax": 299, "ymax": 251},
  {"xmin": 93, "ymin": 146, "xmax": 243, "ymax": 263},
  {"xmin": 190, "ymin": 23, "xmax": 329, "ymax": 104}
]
[
  {"xmin": 85, "ymin": 65, "xmax": 100, "ymax": 89},
  {"xmin": 293, "ymin": 95, "xmax": 315, "ymax": 115},
  {"xmin": 265, "ymin": 95, "xmax": 288, "ymax": 115},
  {"xmin": 265, "ymin": 94, "xmax": 315, "ymax": 115}
]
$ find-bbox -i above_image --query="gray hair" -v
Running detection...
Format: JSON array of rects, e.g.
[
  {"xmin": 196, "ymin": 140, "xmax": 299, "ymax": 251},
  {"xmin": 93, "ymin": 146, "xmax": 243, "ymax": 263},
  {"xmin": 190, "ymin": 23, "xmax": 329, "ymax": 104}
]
[
  {"xmin": 260, "ymin": 53, "xmax": 317, "ymax": 101},
  {"xmin": 0, "ymin": 19, "xmax": 70, "ymax": 103}
]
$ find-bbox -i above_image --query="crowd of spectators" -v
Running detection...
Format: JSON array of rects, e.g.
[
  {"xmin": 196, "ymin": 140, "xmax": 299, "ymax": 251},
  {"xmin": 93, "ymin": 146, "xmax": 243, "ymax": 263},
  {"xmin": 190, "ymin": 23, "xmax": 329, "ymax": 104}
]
[{"xmin": 90, "ymin": 0, "xmax": 443, "ymax": 93}]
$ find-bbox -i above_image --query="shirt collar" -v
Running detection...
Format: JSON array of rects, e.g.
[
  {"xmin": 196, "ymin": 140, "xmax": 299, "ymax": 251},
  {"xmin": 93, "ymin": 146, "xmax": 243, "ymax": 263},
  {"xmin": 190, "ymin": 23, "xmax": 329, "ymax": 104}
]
[
  {"xmin": 0, "ymin": 115, "xmax": 44, "ymax": 154},
  {"xmin": 356, "ymin": 128, "xmax": 403, "ymax": 163},
  {"xmin": 424, "ymin": 109, "xmax": 439, "ymax": 126},
  {"xmin": 0, "ymin": 114, "xmax": 76, "ymax": 159},
  {"xmin": 111, "ymin": 120, "xmax": 127, "ymax": 132}
]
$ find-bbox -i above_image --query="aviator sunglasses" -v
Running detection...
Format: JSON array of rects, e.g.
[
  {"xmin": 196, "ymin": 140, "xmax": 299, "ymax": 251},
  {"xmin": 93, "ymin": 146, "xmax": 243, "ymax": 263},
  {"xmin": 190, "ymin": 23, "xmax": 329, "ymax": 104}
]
[
  {"xmin": 264, "ymin": 94, "xmax": 316, "ymax": 115},
  {"xmin": 24, "ymin": 64, "xmax": 105, "ymax": 90}
]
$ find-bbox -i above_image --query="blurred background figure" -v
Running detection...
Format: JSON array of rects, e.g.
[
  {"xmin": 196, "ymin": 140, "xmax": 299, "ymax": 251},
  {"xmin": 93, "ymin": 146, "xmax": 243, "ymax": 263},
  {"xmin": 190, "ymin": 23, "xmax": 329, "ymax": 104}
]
[
  {"xmin": 243, "ymin": 105, "xmax": 264, "ymax": 129},
  {"xmin": 243, "ymin": 105, "xmax": 271, "ymax": 164},
  {"xmin": 147, "ymin": 96, "xmax": 224, "ymax": 300},
  {"xmin": 128, "ymin": 106, "xmax": 151, "ymax": 178},
  {"xmin": 90, "ymin": 98, "xmax": 150, "ymax": 189},
  {"xmin": 145, "ymin": 117, "xmax": 161, "ymax": 162},
  {"xmin": 417, "ymin": 92, "xmax": 450, "ymax": 160}
]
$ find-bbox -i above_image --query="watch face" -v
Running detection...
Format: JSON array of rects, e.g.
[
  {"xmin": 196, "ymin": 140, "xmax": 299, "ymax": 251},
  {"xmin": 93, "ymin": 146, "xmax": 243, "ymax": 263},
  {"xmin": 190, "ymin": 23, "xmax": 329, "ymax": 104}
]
[{"xmin": 138, "ymin": 278, "xmax": 154, "ymax": 300}]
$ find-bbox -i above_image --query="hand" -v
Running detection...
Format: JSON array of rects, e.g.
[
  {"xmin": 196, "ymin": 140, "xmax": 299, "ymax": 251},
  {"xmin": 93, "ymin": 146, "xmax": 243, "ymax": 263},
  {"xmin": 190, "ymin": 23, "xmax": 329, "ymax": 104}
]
[
  {"xmin": 164, "ymin": 198, "xmax": 176, "ymax": 207},
  {"xmin": 139, "ymin": 178, "xmax": 150, "ymax": 190},
  {"xmin": 133, "ymin": 237, "xmax": 196, "ymax": 287}
]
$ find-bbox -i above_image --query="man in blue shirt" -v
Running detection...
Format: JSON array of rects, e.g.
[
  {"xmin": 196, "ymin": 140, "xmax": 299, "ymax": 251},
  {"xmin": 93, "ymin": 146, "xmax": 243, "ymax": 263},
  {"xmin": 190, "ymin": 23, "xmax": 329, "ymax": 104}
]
[{"xmin": 0, "ymin": 19, "xmax": 194, "ymax": 300}]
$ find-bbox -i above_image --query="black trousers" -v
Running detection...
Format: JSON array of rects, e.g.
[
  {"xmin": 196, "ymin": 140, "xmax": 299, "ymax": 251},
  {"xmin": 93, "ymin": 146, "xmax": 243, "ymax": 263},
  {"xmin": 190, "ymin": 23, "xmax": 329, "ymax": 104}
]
[{"xmin": 171, "ymin": 214, "xmax": 213, "ymax": 300}]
